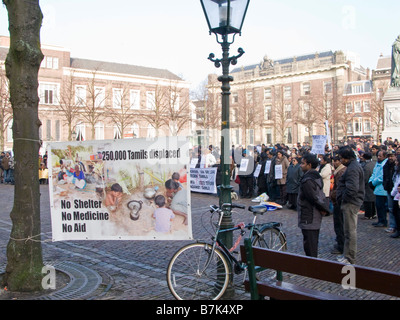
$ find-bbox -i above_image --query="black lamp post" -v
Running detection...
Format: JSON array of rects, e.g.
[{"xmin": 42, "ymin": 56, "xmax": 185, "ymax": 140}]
[{"xmin": 200, "ymin": 0, "xmax": 250, "ymax": 250}]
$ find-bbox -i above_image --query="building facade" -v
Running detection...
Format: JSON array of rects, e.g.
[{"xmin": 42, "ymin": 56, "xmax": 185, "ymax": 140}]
[
  {"xmin": 371, "ymin": 54, "xmax": 391, "ymax": 142},
  {"xmin": 205, "ymin": 50, "xmax": 370, "ymax": 147},
  {"xmin": 0, "ymin": 36, "xmax": 192, "ymax": 152}
]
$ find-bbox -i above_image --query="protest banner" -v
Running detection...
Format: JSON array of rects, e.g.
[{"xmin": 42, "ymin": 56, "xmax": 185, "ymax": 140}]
[
  {"xmin": 189, "ymin": 167, "xmax": 217, "ymax": 194},
  {"xmin": 48, "ymin": 136, "xmax": 192, "ymax": 241},
  {"xmin": 311, "ymin": 135, "xmax": 327, "ymax": 155}
]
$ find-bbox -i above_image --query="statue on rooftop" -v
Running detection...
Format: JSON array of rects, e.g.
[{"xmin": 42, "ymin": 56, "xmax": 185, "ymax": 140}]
[{"xmin": 391, "ymin": 35, "xmax": 400, "ymax": 87}]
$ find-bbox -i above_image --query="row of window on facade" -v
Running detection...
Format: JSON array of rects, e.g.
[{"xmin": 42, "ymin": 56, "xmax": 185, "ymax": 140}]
[
  {"xmin": 231, "ymin": 120, "xmax": 372, "ymax": 146},
  {"xmin": 231, "ymin": 80, "xmax": 374, "ymax": 105},
  {"xmin": 39, "ymin": 82, "xmax": 180, "ymax": 110},
  {"xmin": 4, "ymin": 119, "xmax": 160, "ymax": 143},
  {"xmin": 41, "ymin": 56, "xmax": 59, "ymax": 70}
]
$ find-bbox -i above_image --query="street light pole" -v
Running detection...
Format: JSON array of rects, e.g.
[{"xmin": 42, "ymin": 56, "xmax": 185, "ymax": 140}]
[
  {"xmin": 208, "ymin": 37, "xmax": 244, "ymax": 248},
  {"xmin": 201, "ymin": 0, "xmax": 250, "ymax": 297}
]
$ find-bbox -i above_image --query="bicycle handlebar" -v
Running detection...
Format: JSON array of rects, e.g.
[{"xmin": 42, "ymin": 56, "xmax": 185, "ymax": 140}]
[
  {"xmin": 210, "ymin": 203, "xmax": 245, "ymax": 212},
  {"xmin": 223, "ymin": 203, "xmax": 246, "ymax": 210}
]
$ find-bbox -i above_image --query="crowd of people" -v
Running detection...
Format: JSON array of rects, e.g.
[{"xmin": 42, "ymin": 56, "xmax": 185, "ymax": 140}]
[
  {"xmin": 192, "ymin": 137, "xmax": 400, "ymax": 264},
  {"xmin": 0, "ymin": 151, "xmax": 14, "ymax": 185}
]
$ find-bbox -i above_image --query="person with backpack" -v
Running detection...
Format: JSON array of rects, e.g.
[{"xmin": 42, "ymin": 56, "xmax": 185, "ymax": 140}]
[
  {"xmin": 390, "ymin": 155, "xmax": 400, "ymax": 238},
  {"xmin": 298, "ymin": 153, "xmax": 331, "ymax": 257},
  {"xmin": 336, "ymin": 146, "xmax": 365, "ymax": 264}
]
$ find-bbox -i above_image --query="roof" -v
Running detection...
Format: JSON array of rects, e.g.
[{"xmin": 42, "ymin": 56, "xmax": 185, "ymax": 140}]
[
  {"xmin": 70, "ymin": 58, "xmax": 182, "ymax": 81},
  {"xmin": 344, "ymin": 80, "xmax": 373, "ymax": 94},
  {"xmin": 375, "ymin": 55, "xmax": 391, "ymax": 70},
  {"xmin": 231, "ymin": 51, "xmax": 334, "ymax": 73},
  {"xmin": 0, "ymin": 46, "xmax": 182, "ymax": 81}
]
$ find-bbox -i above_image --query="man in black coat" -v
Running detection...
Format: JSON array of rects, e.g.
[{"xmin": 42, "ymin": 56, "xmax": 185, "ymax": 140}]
[
  {"xmin": 361, "ymin": 152, "xmax": 376, "ymax": 220},
  {"xmin": 298, "ymin": 153, "xmax": 330, "ymax": 257},
  {"xmin": 336, "ymin": 146, "xmax": 365, "ymax": 264},
  {"xmin": 238, "ymin": 150, "xmax": 255, "ymax": 198}
]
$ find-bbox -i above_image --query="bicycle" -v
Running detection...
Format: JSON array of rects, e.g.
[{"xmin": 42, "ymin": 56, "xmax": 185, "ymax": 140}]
[{"xmin": 166, "ymin": 202, "xmax": 287, "ymax": 300}]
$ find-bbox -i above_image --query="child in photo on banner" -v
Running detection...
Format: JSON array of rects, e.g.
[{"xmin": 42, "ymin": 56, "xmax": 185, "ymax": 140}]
[{"xmin": 153, "ymin": 194, "xmax": 175, "ymax": 233}]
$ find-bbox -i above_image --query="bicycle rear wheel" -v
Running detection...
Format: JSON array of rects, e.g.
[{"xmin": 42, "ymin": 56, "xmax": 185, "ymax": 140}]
[
  {"xmin": 167, "ymin": 243, "xmax": 231, "ymax": 300},
  {"xmin": 251, "ymin": 226, "xmax": 287, "ymax": 281},
  {"xmin": 252, "ymin": 226, "xmax": 287, "ymax": 251}
]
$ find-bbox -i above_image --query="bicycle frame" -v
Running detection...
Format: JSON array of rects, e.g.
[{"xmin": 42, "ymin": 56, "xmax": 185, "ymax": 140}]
[{"xmin": 200, "ymin": 205, "xmax": 270, "ymax": 275}]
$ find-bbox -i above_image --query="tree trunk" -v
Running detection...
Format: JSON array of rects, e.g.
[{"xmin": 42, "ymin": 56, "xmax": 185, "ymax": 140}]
[{"xmin": 2, "ymin": 0, "xmax": 44, "ymax": 292}]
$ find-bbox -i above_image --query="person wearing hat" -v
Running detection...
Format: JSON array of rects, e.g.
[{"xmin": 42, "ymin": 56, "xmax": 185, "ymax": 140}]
[{"xmin": 383, "ymin": 150, "xmax": 397, "ymax": 233}]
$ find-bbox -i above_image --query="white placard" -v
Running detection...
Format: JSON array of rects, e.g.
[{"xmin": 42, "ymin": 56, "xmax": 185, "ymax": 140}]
[
  {"xmin": 264, "ymin": 160, "xmax": 271, "ymax": 174},
  {"xmin": 253, "ymin": 164, "xmax": 262, "ymax": 177},
  {"xmin": 275, "ymin": 164, "xmax": 283, "ymax": 180},
  {"xmin": 190, "ymin": 157, "xmax": 198, "ymax": 168},
  {"xmin": 189, "ymin": 167, "xmax": 217, "ymax": 194},
  {"xmin": 239, "ymin": 158, "xmax": 249, "ymax": 172},
  {"xmin": 311, "ymin": 135, "xmax": 327, "ymax": 155}
]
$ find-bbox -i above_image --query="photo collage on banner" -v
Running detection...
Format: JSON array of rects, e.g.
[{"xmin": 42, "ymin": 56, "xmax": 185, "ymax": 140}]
[{"xmin": 48, "ymin": 136, "xmax": 192, "ymax": 241}]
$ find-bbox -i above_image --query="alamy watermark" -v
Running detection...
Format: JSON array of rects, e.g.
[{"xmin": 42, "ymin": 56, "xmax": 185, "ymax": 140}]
[
  {"xmin": 341, "ymin": 265, "xmax": 356, "ymax": 290},
  {"xmin": 41, "ymin": 265, "xmax": 56, "ymax": 290},
  {"xmin": 342, "ymin": 5, "xmax": 356, "ymax": 30}
]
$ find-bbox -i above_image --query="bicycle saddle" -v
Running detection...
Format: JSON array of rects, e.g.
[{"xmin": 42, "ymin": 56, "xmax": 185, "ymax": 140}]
[{"xmin": 248, "ymin": 205, "xmax": 267, "ymax": 214}]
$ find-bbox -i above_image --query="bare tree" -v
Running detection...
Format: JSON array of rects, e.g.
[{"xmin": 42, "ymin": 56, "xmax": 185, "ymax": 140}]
[
  {"xmin": 77, "ymin": 70, "xmax": 105, "ymax": 140},
  {"xmin": 273, "ymin": 86, "xmax": 295, "ymax": 144},
  {"xmin": 336, "ymin": 95, "xmax": 356, "ymax": 141},
  {"xmin": 140, "ymin": 82, "xmax": 168, "ymax": 136},
  {"xmin": 54, "ymin": 71, "xmax": 82, "ymax": 141},
  {"xmin": 235, "ymin": 85, "xmax": 263, "ymax": 145},
  {"xmin": 193, "ymin": 78, "xmax": 220, "ymax": 133},
  {"xmin": 0, "ymin": 64, "xmax": 12, "ymax": 150},
  {"xmin": 371, "ymin": 80, "xmax": 389, "ymax": 141},
  {"xmin": 165, "ymin": 80, "xmax": 191, "ymax": 136},
  {"xmin": 105, "ymin": 83, "xmax": 137, "ymax": 139},
  {"xmin": 2, "ymin": 0, "xmax": 44, "ymax": 291},
  {"xmin": 296, "ymin": 98, "xmax": 320, "ymax": 142}
]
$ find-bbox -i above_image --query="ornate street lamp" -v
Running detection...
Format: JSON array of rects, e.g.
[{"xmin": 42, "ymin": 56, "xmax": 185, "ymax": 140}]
[{"xmin": 200, "ymin": 0, "xmax": 250, "ymax": 251}]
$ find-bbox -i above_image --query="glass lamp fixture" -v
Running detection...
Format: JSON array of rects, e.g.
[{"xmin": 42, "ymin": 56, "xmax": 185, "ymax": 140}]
[{"xmin": 200, "ymin": 0, "xmax": 250, "ymax": 36}]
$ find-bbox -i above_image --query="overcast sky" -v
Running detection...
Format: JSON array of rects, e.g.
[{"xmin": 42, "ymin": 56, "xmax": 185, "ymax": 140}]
[{"xmin": 1, "ymin": 0, "xmax": 400, "ymax": 91}]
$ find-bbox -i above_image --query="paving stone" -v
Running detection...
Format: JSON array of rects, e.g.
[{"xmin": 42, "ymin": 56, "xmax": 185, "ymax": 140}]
[{"xmin": 0, "ymin": 184, "xmax": 399, "ymax": 300}]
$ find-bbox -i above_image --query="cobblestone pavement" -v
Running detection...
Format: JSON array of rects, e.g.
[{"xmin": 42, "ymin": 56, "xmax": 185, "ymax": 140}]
[{"xmin": 0, "ymin": 183, "xmax": 399, "ymax": 300}]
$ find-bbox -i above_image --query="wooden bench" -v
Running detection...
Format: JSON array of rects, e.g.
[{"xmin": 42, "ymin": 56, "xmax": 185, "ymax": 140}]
[{"xmin": 240, "ymin": 238, "xmax": 400, "ymax": 300}]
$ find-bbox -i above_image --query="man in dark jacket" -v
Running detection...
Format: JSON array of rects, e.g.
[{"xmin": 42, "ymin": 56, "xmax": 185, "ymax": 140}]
[
  {"xmin": 383, "ymin": 151, "xmax": 396, "ymax": 233},
  {"xmin": 330, "ymin": 155, "xmax": 347, "ymax": 254},
  {"xmin": 286, "ymin": 156, "xmax": 303, "ymax": 210},
  {"xmin": 362, "ymin": 152, "xmax": 376, "ymax": 220},
  {"xmin": 298, "ymin": 153, "xmax": 330, "ymax": 257},
  {"xmin": 238, "ymin": 150, "xmax": 255, "ymax": 198},
  {"xmin": 336, "ymin": 146, "xmax": 365, "ymax": 264}
]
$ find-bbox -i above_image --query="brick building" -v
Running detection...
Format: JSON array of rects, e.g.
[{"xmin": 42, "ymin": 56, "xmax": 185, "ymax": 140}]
[
  {"xmin": 342, "ymin": 80, "xmax": 374, "ymax": 139},
  {"xmin": 205, "ymin": 50, "xmax": 370, "ymax": 147},
  {"xmin": 0, "ymin": 36, "xmax": 191, "ymax": 152}
]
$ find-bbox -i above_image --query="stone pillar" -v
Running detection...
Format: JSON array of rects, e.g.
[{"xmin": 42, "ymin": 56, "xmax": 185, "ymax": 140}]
[{"xmin": 382, "ymin": 87, "xmax": 400, "ymax": 142}]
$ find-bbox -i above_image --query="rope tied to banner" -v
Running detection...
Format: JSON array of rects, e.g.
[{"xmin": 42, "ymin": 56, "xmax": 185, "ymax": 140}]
[{"xmin": 9, "ymin": 234, "xmax": 52, "ymax": 244}]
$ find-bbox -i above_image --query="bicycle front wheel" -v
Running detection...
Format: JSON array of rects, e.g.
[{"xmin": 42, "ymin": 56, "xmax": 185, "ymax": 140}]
[{"xmin": 167, "ymin": 243, "xmax": 231, "ymax": 300}]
